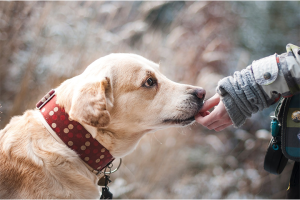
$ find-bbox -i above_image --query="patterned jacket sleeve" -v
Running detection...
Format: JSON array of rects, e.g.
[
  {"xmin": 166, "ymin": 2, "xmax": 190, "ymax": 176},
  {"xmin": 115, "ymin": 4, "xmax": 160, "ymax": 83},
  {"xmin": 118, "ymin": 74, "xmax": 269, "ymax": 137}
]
[
  {"xmin": 253, "ymin": 44, "xmax": 300, "ymax": 98},
  {"xmin": 216, "ymin": 44, "xmax": 300, "ymax": 127}
]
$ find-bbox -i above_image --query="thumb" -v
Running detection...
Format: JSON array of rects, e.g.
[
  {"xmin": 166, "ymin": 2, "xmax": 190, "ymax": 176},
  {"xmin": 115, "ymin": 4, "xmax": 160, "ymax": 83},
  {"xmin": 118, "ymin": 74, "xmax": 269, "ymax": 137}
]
[{"xmin": 199, "ymin": 93, "xmax": 220, "ymax": 112}]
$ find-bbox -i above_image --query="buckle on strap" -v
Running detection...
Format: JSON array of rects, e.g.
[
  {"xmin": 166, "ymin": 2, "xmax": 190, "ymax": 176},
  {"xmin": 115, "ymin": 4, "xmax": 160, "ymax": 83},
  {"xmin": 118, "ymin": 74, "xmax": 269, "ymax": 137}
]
[{"xmin": 36, "ymin": 89, "xmax": 56, "ymax": 110}]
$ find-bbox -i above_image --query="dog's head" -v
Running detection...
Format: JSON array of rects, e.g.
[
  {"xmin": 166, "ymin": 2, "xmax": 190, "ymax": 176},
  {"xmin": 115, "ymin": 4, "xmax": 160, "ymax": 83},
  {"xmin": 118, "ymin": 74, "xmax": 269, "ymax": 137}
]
[{"xmin": 56, "ymin": 54, "xmax": 205, "ymax": 157}]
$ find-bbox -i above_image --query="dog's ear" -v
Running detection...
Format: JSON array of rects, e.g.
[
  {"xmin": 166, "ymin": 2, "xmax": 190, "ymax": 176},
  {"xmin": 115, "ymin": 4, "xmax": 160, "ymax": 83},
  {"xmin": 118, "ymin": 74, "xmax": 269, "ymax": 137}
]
[{"xmin": 69, "ymin": 78, "xmax": 111, "ymax": 128}]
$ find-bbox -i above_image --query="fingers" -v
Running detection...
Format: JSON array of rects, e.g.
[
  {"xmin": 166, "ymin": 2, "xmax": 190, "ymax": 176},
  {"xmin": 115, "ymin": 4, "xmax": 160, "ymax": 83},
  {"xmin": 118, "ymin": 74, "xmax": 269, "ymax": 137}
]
[
  {"xmin": 214, "ymin": 123, "xmax": 232, "ymax": 132},
  {"xmin": 196, "ymin": 113, "xmax": 231, "ymax": 131},
  {"xmin": 197, "ymin": 111, "xmax": 210, "ymax": 117},
  {"xmin": 195, "ymin": 93, "xmax": 233, "ymax": 132},
  {"xmin": 196, "ymin": 101, "xmax": 232, "ymax": 131},
  {"xmin": 199, "ymin": 93, "xmax": 220, "ymax": 112},
  {"xmin": 207, "ymin": 121, "xmax": 232, "ymax": 130},
  {"xmin": 207, "ymin": 121, "xmax": 226, "ymax": 130},
  {"xmin": 195, "ymin": 111, "xmax": 217, "ymax": 127}
]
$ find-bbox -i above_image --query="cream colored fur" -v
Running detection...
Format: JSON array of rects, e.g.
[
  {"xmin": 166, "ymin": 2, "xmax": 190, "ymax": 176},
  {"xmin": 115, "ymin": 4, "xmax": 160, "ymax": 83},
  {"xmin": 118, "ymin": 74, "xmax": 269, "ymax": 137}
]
[{"xmin": 0, "ymin": 53, "xmax": 204, "ymax": 198}]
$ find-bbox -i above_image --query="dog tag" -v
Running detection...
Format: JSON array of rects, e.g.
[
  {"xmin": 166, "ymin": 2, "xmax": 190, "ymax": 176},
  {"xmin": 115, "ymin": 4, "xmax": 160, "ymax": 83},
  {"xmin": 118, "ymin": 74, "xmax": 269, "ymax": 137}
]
[
  {"xmin": 98, "ymin": 175, "xmax": 112, "ymax": 186},
  {"xmin": 100, "ymin": 187, "xmax": 113, "ymax": 199},
  {"xmin": 98, "ymin": 176, "xmax": 107, "ymax": 186}
]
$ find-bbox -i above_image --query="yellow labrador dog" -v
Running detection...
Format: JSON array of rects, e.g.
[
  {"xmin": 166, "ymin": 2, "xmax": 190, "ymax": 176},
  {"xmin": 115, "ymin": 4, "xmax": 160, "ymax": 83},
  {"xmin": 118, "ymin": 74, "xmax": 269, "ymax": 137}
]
[{"xmin": 0, "ymin": 54, "xmax": 205, "ymax": 198}]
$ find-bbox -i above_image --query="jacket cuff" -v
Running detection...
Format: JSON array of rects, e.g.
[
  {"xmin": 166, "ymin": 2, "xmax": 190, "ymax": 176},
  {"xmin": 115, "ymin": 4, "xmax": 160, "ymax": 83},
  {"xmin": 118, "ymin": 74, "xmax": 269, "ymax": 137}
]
[
  {"xmin": 251, "ymin": 54, "xmax": 278, "ymax": 86},
  {"xmin": 219, "ymin": 92, "xmax": 247, "ymax": 128}
]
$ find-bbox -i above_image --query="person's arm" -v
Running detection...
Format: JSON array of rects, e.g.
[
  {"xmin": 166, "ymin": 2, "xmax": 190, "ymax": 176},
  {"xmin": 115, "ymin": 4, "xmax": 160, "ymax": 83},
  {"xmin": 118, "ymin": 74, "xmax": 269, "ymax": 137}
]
[
  {"xmin": 196, "ymin": 44, "xmax": 300, "ymax": 130},
  {"xmin": 257, "ymin": 44, "xmax": 300, "ymax": 98}
]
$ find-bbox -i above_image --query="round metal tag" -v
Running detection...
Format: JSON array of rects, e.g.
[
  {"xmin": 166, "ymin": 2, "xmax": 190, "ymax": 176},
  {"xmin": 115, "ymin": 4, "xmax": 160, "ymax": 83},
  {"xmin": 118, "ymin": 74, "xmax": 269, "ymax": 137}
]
[{"xmin": 291, "ymin": 110, "xmax": 300, "ymax": 123}]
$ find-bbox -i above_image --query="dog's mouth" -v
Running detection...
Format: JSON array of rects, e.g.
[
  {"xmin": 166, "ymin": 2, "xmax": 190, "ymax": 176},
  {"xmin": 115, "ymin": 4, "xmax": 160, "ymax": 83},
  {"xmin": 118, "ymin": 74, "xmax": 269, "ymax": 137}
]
[
  {"xmin": 162, "ymin": 116, "xmax": 195, "ymax": 126},
  {"xmin": 162, "ymin": 99, "xmax": 204, "ymax": 126}
]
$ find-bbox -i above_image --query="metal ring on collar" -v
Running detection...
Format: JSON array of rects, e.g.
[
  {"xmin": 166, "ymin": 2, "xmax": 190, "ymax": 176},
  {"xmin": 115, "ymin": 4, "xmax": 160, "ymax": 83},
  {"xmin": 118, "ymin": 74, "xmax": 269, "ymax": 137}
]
[{"xmin": 104, "ymin": 158, "xmax": 122, "ymax": 174}]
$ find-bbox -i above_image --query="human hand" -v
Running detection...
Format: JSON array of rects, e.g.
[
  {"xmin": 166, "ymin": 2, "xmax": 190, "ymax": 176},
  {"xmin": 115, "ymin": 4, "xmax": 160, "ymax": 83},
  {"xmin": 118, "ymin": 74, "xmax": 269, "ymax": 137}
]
[{"xmin": 195, "ymin": 93, "xmax": 233, "ymax": 132}]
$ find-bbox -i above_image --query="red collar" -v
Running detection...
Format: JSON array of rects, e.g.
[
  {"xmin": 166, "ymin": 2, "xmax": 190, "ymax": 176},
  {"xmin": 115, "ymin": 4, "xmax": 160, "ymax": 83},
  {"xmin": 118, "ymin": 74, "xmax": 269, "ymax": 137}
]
[{"xmin": 36, "ymin": 90, "xmax": 114, "ymax": 173}]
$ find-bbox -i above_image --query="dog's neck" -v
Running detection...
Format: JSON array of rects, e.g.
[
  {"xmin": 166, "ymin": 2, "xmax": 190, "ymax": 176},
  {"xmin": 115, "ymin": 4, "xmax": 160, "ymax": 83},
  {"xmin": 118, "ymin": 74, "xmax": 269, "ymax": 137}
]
[
  {"xmin": 37, "ymin": 90, "xmax": 116, "ymax": 173},
  {"xmin": 81, "ymin": 124, "xmax": 149, "ymax": 158}
]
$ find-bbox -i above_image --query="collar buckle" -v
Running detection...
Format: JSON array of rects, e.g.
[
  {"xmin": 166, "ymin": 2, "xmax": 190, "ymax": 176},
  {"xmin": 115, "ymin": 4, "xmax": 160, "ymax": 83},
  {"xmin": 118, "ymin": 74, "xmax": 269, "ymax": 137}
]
[{"xmin": 36, "ymin": 89, "xmax": 56, "ymax": 110}]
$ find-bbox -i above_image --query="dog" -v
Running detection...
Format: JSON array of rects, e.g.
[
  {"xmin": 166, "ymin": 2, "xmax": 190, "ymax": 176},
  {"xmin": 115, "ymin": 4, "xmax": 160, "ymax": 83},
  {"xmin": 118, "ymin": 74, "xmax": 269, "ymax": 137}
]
[{"xmin": 0, "ymin": 53, "xmax": 205, "ymax": 198}]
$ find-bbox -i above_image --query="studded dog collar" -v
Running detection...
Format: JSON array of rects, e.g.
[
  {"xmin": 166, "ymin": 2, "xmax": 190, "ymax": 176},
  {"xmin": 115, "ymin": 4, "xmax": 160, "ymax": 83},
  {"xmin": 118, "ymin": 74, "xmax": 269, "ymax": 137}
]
[{"xmin": 36, "ymin": 90, "xmax": 114, "ymax": 174}]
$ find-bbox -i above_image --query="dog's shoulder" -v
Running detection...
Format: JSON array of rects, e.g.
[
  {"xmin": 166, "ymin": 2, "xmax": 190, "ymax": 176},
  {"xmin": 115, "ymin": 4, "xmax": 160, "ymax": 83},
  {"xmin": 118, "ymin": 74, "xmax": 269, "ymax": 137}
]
[
  {"xmin": 0, "ymin": 110, "xmax": 99, "ymax": 198},
  {"xmin": 0, "ymin": 110, "xmax": 44, "ymax": 198}
]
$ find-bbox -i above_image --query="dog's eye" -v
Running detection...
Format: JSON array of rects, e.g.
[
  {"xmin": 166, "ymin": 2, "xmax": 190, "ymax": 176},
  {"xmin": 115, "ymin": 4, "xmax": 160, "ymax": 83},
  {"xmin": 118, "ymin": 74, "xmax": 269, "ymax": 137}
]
[{"xmin": 145, "ymin": 78, "xmax": 154, "ymax": 87}]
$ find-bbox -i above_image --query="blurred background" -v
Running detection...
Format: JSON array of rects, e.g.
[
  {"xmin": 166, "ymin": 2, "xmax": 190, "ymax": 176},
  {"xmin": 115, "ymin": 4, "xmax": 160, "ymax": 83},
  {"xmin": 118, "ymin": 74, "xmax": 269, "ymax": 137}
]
[{"xmin": 0, "ymin": 1, "xmax": 299, "ymax": 198}]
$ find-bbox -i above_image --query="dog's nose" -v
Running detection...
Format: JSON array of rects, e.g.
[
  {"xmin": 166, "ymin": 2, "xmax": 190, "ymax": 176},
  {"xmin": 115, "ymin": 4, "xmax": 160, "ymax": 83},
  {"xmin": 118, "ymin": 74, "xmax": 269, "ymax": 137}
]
[{"xmin": 193, "ymin": 88, "xmax": 206, "ymax": 99}]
